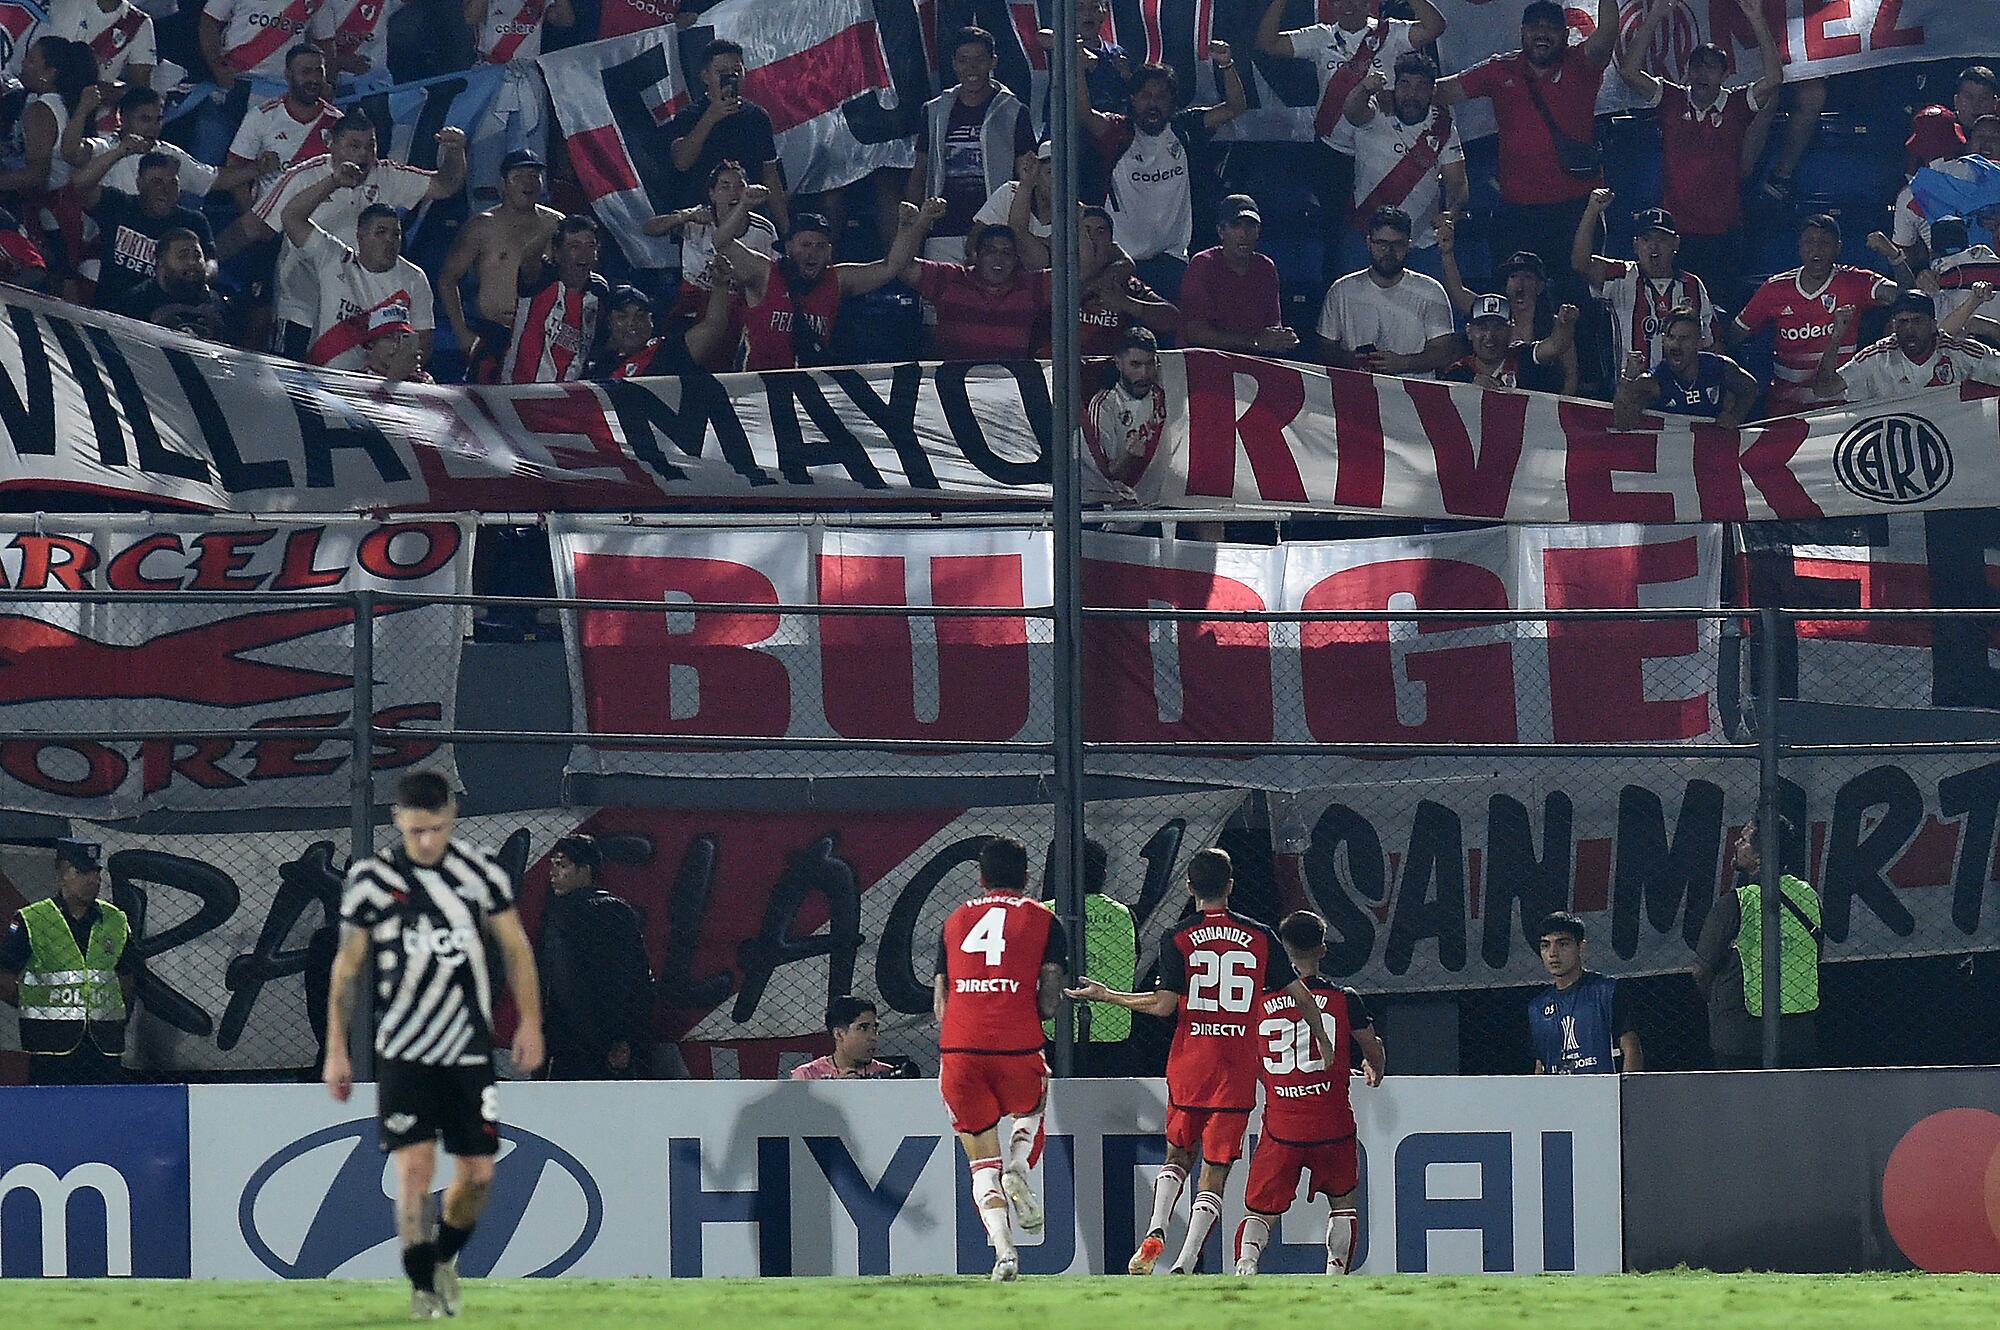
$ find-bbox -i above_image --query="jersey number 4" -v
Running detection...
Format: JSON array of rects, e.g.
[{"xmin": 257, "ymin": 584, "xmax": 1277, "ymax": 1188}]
[
  {"xmin": 959, "ymin": 906, "xmax": 1008, "ymax": 966},
  {"xmin": 1186, "ymin": 950, "xmax": 1255, "ymax": 1012}
]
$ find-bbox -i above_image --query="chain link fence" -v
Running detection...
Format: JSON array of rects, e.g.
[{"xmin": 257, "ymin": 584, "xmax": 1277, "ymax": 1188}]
[{"xmin": 3, "ymin": 540, "xmax": 1998, "ymax": 1085}]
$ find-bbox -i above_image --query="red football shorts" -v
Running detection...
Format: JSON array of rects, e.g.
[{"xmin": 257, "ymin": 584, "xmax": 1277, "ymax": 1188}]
[
  {"xmin": 1243, "ymin": 1137, "xmax": 1359, "ymax": 1216},
  {"xmin": 1164, "ymin": 1105, "xmax": 1252, "ymax": 1165},
  {"xmin": 939, "ymin": 1051, "xmax": 1048, "ymax": 1135}
]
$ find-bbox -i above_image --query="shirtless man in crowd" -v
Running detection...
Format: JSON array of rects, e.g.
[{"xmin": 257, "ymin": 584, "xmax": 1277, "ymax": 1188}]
[{"xmin": 438, "ymin": 146, "xmax": 562, "ymax": 381}]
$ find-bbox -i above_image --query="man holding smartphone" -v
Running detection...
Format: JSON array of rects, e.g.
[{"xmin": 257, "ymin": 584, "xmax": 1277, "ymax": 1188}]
[{"xmin": 665, "ymin": 38, "xmax": 788, "ymax": 233}]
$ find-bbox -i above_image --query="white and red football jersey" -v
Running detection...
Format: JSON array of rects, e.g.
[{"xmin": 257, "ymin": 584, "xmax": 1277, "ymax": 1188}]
[
  {"xmin": 201, "ymin": 0, "xmax": 324, "ymax": 80},
  {"xmin": 502, "ymin": 269, "xmax": 607, "ymax": 383},
  {"xmin": 299, "ymin": 224, "xmax": 434, "ymax": 370},
  {"xmin": 1838, "ymin": 334, "xmax": 2000, "ymax": 400},
  {"xmin": 1593, "ymin": 261, "xmax": 1715, "ymax": 367},
  {"xmin": 475, "ymin": 0, "xmax": 553, "ymax": 64},
  {"xmin": 308, "ymin": 0, "xmax": 400, "ymax": 79},
  {"xmin": 43, "ymin": 0, "xmax": 154, "ymax": 81},
  {"xmin": 255, "ymin": 155, "xmax": 433, "ymax": 326},
  {"xmin": 227, "ymin": 94, "xmax": 341, "ymax": 197},
  {"xmin": 1733, "ymin": 265, "xmax": 1886, "ymax": 413}
]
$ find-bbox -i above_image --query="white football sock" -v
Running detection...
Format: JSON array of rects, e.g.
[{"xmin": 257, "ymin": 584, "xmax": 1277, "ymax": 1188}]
[
  {"xmin": 1234, "ymin": 1215, "xmax": 1270, "ymax": 1269},
  {"xmin": 1006, "ymin": 1111, "xmax": 1043, "ymax": 1174},
  {"xmin": 1147, "ymin": 1163, "xmax": 1187, "ymax": 1235},
  {"xmin": 1175, "ymin": 1191, "xmax": 1222, "ymax": 1272},
  {"xmin": 1326, "ymin": 1208, "xmax": 1358, "ymax": 1274},
  {"xmin": 971, "ymin": 1157, "xmax": 1014, "ymax": 1256}
]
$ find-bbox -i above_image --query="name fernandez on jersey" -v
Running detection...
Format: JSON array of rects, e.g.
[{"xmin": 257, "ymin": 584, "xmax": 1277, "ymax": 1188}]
[{"xmin": 1158, "ymin": 907, "xmax": 1295, "ymax": 1111}]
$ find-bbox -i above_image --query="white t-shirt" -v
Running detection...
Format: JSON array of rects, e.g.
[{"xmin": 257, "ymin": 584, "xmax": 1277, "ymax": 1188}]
[
  {"xmin": 299, "ymin": 223, "xmax": 433, "ymax": 369},
  {"xmin": 973, "ymin": 180, "xmax": 1053, "ymax": 241},
  {"xmin": 84, "ymin": 134, "xmax": 218, "ymax": 198},
  {"xmin": 42, "ymin": 0, "xmax": 155, "ymax": 81},
  {"xmin": 1838, "ymin": 334, "xmax": 2000, "ymax": 399},
  {"xmin": 1331, "ymin": 104, "xmax": 1463, "ymax": 249},
  {"xmin": 308, "ymin": 0, "xmax": 400, "ymax": 79},
  {"xmin": 680, "ymin": 208, "xmax": 776, "ymax": 292},
  {"xmin": 254, "ymin": 155, "xmax": 433, "ymax": 325},
  {"xmin": 1934, "ymin": 246, "xmax": 2000, "ymax": 323},
  {"xmin": 201, "ymin": 0, "xmax": 323, "ymax": 81},
  {"xmin": 1592, "ymin": 261, "xmax": 1716, "ymax": 367},
  {"xmin": 22, "ymin": 93, "xmax": 73, "ymax": 192},
  {"xmin": 228, "ymin": 94, "xmax": 341, "ymax": 199},
  {"xmin": 1316, "ymin": 267, "xmax": 1454, "ymax": 355},
  {"xmin": 1289, "ymin": 16, "xmax": 1416, "ymax": 148}
]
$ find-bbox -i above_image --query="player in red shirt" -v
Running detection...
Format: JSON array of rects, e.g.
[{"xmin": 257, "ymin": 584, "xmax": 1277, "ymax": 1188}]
[
  {"xmin": 935, "ymin": 836, "xmax": 1069, "ymax": 1282},
  {"xmin": 1728, "ymin": 215, "xmax": 1895, "ymax": 417},
  {"xmin": 1067, "ymin": 848, "xmax": 1332, "ymax": 1276},
  {"xmin": 1234, "ymin": 910, "xmax": 1385, "ymax": 1276}
]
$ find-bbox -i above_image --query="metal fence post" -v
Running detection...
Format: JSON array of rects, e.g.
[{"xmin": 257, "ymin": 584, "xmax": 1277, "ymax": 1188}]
[
  {"xmin": 1047, "ymin": 0, "xmax": 1085, "ymax": 1079},
  {"xmin": 350, "ymin": 587, "xmax": 376, "ymax": 1080},
  {"xmin": 1757, "ymin": 604, "xmax": 1783, "ymax": 1070}
]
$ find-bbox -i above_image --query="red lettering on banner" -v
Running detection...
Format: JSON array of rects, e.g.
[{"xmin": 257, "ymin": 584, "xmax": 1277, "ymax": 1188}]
[
  {"xmin": 190, "ymin": 530, "xmax": 273, "ymax": 590},
  {"xmin": 357, "ymin": 523, "xmax": 459, "ymax": 582},
  {"xmin": 141, "ymin": 739, "xmax": 241, "ymax": 795},
  {"xmin": 1691, "ymin": 416, "xmax": 1818, "ymax": 520},
  {"xmin": 248, "ymin": 712, "xmax": 347, "ymax": 779},
  {"xmin": 1544, "ymin": 540, "xmax": 1709, "ymax": 741},
  {"xmin": 105, "ymin": 534, "xmax": 183, "ymax": 591},
  {"xmin": 1330, "ymin": 370, "xmax": 1385, "ymax": 510},
  {"xmin": 1404, "ymin": 381, "xmax": 1527, "ymax": 519},
  {"xmin": 509, "ymin": 388, "xmax": 658, "ymax": 498},
  {"xmin": 1789, "ymin": 556, "xmax": 1933, "ymax": 647},
  {"xmin": 1182, "ymin": 352, "xmax": 1308, "ymax": 502},
  {"xmin": 367, "ymin": 702, "xmax": 444, "ymax": 769},
  {"xmin": 0, "ymin": 741, "xmax": 124, "ymax": 797},
  {"xmin": 817, "ymin": 553, "xmax": 1030, "ymax": 741},
  {"xmin": 1080, "ymin": 559, "xmax": 1273, "ymax": 743},
  {"xmin": 1804, "ymin": 1, "xmax": 1861, "ymax": 60},
  {"xmin": 1558, "ymin": 403, "xmax": 1676, "ymax": 523},
  {"xmin": 569, "ymin": 553, "xmax": 790, "ymax": 737},
  {"xmin": 8, "ymin": 534, "xmax": 99, "ymax": 591},
  {"xmin": 1870, "ymin": 0, "xmax": 1924, "ymax": 51},
  {"xmin": 1297, "ymin": 558, "xmax": 1517, "ymax": 743},
  {"xmin": 1706, "ymin": 0, "xmax": 1790, "ymax": 61},
  {"xmin": 273, "ymin": 528, "xmax": 347, "ymax": 591}
]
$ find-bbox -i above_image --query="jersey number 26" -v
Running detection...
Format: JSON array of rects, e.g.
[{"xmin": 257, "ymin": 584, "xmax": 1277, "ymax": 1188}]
[{"xmin": 1186, "ymin": 950, "xmax": 1254, "ymax": 1012}]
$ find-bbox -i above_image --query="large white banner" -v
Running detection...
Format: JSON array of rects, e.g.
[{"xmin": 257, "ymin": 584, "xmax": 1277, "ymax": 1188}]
[
  {"xmin": 4, "ymin": 288, "xmax": 1997, "ymax": 522},
  {"xmin": 550, "ymin": 519, "xmax": 1725, "ymax": 788},
  {"xmin": 1436, "ymin": 0, "xmax": 2000, "ymax": 140},
  {"xmin": 0, "ymin": 517, "xmax": 469, "ymax": 817},
  {"xmin": 187, "ymin": 1076, "xmax": 1622, "ymax": 1277}
]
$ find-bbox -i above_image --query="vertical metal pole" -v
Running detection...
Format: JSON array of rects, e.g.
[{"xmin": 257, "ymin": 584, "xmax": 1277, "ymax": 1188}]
[
  {"xmin": 1757, "ymin": 605, "xmax": 1783, "ymax": 1070},
  {"xmin": 350, "ymin": 588, "xmax": 376, "ymax": 1080},
  {"xmin": 1048, "ymin": 0, "xmax": 1086, "ymax": 1079}
]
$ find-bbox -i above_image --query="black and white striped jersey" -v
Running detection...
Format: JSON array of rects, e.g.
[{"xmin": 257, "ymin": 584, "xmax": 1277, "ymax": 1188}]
[{"xmin": 340, "ymin": 841, "xmax": 516, "ymax": 1067}]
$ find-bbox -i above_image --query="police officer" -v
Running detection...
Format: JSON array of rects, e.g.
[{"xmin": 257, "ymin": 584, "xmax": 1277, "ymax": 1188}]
[
  {"xmin": 1527, "ymin": 912, "xmax": 1642, "ymax": 1074},
  {"xmin": 0, "ymin": 839, "xmax": 137, "ymax": 1084}
]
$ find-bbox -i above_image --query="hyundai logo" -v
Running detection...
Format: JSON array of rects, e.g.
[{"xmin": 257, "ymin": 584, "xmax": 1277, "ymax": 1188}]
[
  {"xmin": 1834, "ymin": 414, "xmax": 1953, "ymax": 505},
  {"xmin": 239, "ymin": 1119, "xmax": 602, "ymax": 1278}
]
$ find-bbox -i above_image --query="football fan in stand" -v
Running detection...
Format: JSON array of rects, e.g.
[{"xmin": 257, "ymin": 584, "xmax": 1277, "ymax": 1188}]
[
  {"xmin": 935, "ymin": 837, "xmax": 1071, "ymax": 1281},
  {"xmin": 1067, "ymin": 848, "xmax": 1334, "ymax": 1275},
  {"xmin": 324, "ymin": 771, "xmax": 545, "ymax": 1320}
]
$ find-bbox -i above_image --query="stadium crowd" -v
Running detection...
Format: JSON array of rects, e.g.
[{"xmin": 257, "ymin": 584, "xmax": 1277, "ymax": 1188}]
[{"xmin": 0, "ymin": 0, "xmax": 1993, "ymax": 414}]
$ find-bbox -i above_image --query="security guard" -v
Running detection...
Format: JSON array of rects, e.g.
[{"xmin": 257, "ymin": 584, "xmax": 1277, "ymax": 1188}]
[
  {"xmin": 0, "ymin": 839, "xmax": 137, "ymax": 1084},
  {"xmin": 1693, "ymin": 817, "xmax": 1821, "ymax": 1069},
  {"xmin": 1043, "ymin": 839, "xmax": 1138, "ymax": 1074}
]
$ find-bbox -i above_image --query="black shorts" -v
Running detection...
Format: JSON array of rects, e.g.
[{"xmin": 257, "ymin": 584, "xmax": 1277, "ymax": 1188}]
[
  {"xmin": 466, "ymin": 316, "xmax": 511, "ymax": 384},
  {"xmin": 376, "ymin": 1059, "xmax": 501, "ymax": 1157}
]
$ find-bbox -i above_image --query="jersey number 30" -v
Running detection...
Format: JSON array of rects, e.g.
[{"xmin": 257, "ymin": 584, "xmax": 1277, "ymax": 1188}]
[
  {"xmin": 1261, "ymin": 1017, "xmax": 1329, "ymax": 1075},
  {"xmin": 959, "ymin": 906, "xmax": 1008, "ymax": 966},
  {"xmin": 1186, "ymin": 950, "xmax": 1255, "ymax": 1012}
]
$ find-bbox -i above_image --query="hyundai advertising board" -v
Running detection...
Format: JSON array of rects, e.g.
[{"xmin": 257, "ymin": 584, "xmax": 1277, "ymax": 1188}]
[
  {"xmin": 0, "ymin": 1085, "xmax": 190, "ymax": 1277},
  {"xmin": 188, "ymin": 1077, "xmax": 1619, "ymax": 1278}
]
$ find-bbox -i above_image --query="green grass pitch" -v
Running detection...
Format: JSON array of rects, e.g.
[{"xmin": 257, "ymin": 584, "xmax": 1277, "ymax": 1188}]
[{"xmin": 9, "ymin": 1273, "xmax": 2000, "ymax": 1329}]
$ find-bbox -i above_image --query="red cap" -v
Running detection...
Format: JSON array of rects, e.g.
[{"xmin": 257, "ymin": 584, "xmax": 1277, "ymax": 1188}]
[{"xmin": 1907, "ymin": 105, "xmax": 1967, "ymax": 172}]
